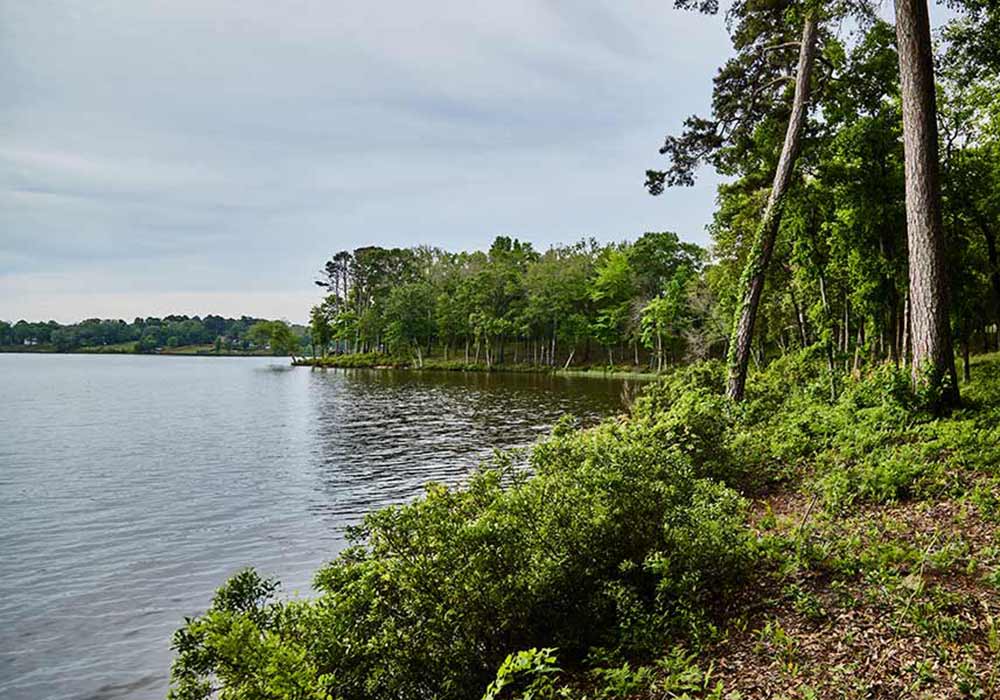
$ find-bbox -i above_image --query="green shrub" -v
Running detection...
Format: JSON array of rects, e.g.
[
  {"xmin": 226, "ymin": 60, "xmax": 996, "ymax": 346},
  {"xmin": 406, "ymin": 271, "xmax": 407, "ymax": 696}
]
[
  {"xmin": 168, "ymin": 353, "xmax": 1000, "ymax": 700},
  {"xmin": 309, "ymin": 352, "xmax": 399, "ymax": 368},
  {"xmin": 481, "ymin": 648, "xmax": 562, "ymax": 700},
  {"xmin": 169, "ymin": 417, "xmax": 757, "ymax": 700}
]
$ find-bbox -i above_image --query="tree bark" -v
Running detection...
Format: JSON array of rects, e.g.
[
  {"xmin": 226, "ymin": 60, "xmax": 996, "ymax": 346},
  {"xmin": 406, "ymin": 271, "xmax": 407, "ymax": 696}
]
[
  {"xmin": 551, "ymin": 324, "xmax": 557, "ymax": 367},
  {"xmin": 789, "ymin": 283, "xmax": 808, "ymax": 347},
  {"xmin": 726, "ymin": 11, "xmax": 819, "ymax": 401},
  {"xmin": 975, "ymin": 216, "xmax": 1000, "ymax": 347},
  {"xmin": 902, "ymin": 290, "xmax": 911, "ymax": 369},
  {"xmin": 853, "ymin": 320, "xmax": 864, "ymax": 373},
  {"xmin": 818, "ymin": 271, "xmax": 839, "ymax": 401},
  {"xmin": 895, "ymin": 0, "xmax": 960, "ymax": 405},
  {"xmin": 961, "ymin": 326, "xmax": 971, "ymax": 382},
  {"xmin": 563, "ymin": 348, "xmax": 575, "ymax": 370}
]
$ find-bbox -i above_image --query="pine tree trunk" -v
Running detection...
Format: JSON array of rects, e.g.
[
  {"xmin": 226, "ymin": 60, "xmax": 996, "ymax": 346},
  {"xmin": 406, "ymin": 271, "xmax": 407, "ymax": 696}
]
[
  {"xmin": 551, "ymin": 326, "xmax": 557, "ymax": 367},
  {"xmin": 961, "ymin": 326, "xmax": 971, "ymax": 382},
  {"xmin": 563, "ymin": 348, "xmax": 575, "ymax": 370},
  {"xmin": 726, "ymin": 11, "xmax": 819, "ymax": 401},
  {"xmin": 977, "ymin": 218, "xmax": 1000, "ymax": 346},
  {"xmin": 790, "ymin": 283, "xmax": 808, "ymax": 347},
  {"xmin": 818, "ymin": 271, "xmax": 838, "ymax": 401},
  {"xmin": 902, "ymin": 291, "xmax": 911, "ymax": 368},
  {"xmin": 895, "ymin": 0, "xmax": 960, "ymax": 405},
  {"xmin": 843, "ymin": 295, "xmax": 850, "ymax": 358},
  {"xmin": 853, "ymin": 320, "xmax": 864, "ymax": 373}
]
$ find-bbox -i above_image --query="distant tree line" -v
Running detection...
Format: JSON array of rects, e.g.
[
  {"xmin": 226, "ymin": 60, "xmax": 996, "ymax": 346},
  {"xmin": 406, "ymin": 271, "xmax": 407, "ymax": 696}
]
[
  {"xmin": 0, "ymin": 315, "xmax": 303, "ymax": 354},
  {"xmin": 307, "ymin": 5, "xmax": 1000, "ymax": 382},
  {"xmin": 310, "ymin": 234, "xmax": 714, "ymax": 370}
]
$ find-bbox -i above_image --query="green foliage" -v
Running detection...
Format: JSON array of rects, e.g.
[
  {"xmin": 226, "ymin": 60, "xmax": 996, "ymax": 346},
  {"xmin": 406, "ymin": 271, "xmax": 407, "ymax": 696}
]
[
  {"xmin": 309, "ymin": 304, "xmax": 334, "ymax": 357},
  {"xmin": 308, "ymin": 234, "xmax": 710, "ymax": 371},
  {"xmin": 590, "ymin": 662, "xmax": 656, "ymax": 698},
  {"xmin": 169, "ymin": 387, "xmax": 758, "ymax": 700},
  {"xmin": 384, "ymin": 281, "xmax": 436, "ymax": 365},
  {"xmin": 248, "ymin": 320, "xmax": 301, "ymax": 357},
  {"xmin": 168, "ymin": 569, "xmax": 331, "ymax": 700},
  {"xmin": 481, "ymin": 648, "xmax": 562, "ymax": 700},
  {"xmin": 169, "ymin": 352, "xmax": 1000, "ymax": 700}
]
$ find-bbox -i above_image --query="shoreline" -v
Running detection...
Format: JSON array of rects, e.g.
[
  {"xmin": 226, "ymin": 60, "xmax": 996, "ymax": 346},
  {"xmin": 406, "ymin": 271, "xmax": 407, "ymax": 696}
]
[
  {"xmin": 294, "ymin": 354, "xmax": 662, "ymax": 380},
  {"xmin": 1, "ymin": 347, "xmax": 664, "ymax": 378}
]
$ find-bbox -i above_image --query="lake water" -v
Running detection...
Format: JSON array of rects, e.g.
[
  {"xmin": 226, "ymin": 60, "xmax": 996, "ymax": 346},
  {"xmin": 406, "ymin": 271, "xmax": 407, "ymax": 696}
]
[{"xmin": 0, "ymin": 354, "xmax": 634, "ymax": 700}]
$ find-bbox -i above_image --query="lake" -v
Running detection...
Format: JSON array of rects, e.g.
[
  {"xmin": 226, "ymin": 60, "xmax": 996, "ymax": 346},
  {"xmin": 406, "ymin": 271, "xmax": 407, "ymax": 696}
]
[{"xmin": 0, "ymin": 354, "xmax": 637, "ymax": 700}]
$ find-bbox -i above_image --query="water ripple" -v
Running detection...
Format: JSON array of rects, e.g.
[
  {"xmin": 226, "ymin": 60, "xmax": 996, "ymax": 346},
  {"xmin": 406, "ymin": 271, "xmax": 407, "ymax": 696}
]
[{"xmin": 0, "ymin": 355, "xmax": 629, "ymax": 700}]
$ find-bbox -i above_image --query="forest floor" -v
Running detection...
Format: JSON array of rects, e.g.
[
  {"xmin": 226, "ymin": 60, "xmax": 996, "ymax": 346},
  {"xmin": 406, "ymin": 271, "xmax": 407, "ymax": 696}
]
[
  {"xmin": 615, "ymin": 354, "xmax": 1000, "ymax": 699},
  {"xmin": 693, "ymin": 494, "xmax": 1000, "ymax": 698}
]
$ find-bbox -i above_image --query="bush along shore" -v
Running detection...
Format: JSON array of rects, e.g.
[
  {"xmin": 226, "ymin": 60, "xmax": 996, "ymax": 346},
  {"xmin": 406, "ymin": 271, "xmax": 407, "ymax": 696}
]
[
  {"xmin": 169, "ymin": 350, "xmax": 1000, "ymax": 700},
  {"xmin": 294, "ymin": 353, "xmax": 663, "ymax": 380}
]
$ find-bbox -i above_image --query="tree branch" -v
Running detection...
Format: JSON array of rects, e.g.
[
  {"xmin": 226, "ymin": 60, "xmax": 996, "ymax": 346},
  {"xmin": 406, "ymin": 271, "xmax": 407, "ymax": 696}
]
[{"xmin": 762, "ymin": 41, "xmax": 802, "ymax": 54}]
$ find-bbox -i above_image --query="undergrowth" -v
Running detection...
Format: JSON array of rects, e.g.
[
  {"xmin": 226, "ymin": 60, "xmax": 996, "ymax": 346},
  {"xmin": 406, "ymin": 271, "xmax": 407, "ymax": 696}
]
[{"xmin": 168, "ymin": 352, "xmax": 1000, "ymax": 700}]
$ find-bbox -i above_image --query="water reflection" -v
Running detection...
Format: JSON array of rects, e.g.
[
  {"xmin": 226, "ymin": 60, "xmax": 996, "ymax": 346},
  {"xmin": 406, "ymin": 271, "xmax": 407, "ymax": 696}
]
[{"xmin": 303, "ymin": 369, "xmax": 627, "ymax": 523}]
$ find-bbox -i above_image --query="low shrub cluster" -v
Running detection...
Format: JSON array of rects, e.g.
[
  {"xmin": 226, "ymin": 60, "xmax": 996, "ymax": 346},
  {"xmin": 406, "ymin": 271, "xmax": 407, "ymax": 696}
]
[
  {"xmin": 169, "ymin": 352, "xmax": 1000, "ymax": 700},
  {"xmin": 301, "ymin": 353, "xmax": 402, "ymax": 369},
  {"xmin": 169, "ymin": 398, "xmax": 756, "ymax": 700}
]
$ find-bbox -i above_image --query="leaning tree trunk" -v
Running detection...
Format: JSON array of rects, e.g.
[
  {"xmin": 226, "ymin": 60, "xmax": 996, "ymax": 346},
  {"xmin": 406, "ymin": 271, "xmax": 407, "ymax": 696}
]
[
  {"xmin": 895, "ymin": 0, "xmax": 960, "ymax": 406},
  {"xmin": 726, "ymin": 11, "xmax": 819, "ymax": 401}
]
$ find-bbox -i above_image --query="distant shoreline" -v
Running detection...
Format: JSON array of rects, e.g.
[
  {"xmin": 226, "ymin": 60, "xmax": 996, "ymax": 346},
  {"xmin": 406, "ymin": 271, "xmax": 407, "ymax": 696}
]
[
  {"xmin": 0, "ymin": 344, "xmax": 283, "ymax": 358},
  {"xmin": 0, "ymin": 346, "xmax": 663, "ymax": 378}
]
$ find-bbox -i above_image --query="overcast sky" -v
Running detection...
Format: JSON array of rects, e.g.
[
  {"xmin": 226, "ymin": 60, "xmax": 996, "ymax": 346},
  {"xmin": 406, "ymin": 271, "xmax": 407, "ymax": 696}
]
[{"xmin": 0, "ymin": 1, "xmax": 953, "ymax": 324}]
